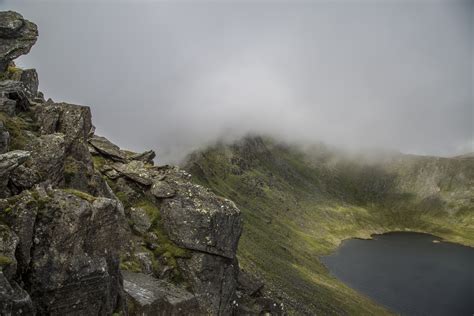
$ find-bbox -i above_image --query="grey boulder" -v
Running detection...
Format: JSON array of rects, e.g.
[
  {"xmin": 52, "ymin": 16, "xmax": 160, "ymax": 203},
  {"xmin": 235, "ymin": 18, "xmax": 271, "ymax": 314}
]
[
  {"xmin": 0, "ymin": 11, "xmax": 38, "ymax": 71},
  {"xmin": 123, "ymin": 271, "xmax": 201, "ymax": 316},
  {"xmin": 160, "ymin": 180, "xmax": 242, "ymax": 259},
  {"xmin": 89, "ymin": 135, "xmax": 127, "ymax": 162},
  {"xmin": 112, "ymin": 160, "xmax": 153, "ymax": 186}
]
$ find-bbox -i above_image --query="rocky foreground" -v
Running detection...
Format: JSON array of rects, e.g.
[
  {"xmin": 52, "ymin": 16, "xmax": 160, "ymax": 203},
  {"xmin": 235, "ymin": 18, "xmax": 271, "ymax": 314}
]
[{"xmin": 0, "ymin": 11, "xmax": 283, "ymax": 315}]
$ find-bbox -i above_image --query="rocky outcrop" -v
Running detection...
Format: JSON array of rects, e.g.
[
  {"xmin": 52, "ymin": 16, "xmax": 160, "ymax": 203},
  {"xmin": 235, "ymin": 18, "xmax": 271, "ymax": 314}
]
[
  {"xmin": 0, "ymin": 9, "xmax": 266, "ymax": 316},
  {"xmin": 160, "ymin": 180, "xmax": 242, "ymax": 259},
  {"xmin": 1, "ymin": 188, "xmax": 128, "ymax": 315},
  {"xmin": 0, "ymin": 11, "xmax": 128, "ymax": 315},
  {"xmin": 91, "ymin": 138, "xmax": 244, "ymax": 315},
  {"xmin": 0, "ymin": 11, "xmax": 38, "ymax": 72},
  {"xmin": 0, "ymin": 191, "xmax": 125, "ymax": 314}
]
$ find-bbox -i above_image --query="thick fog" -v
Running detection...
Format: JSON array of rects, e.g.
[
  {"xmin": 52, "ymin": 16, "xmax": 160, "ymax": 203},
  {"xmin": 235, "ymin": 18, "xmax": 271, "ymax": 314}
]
[{"xmin": 1, "ymin": 0, "xmax": 473, "ymax": 163}]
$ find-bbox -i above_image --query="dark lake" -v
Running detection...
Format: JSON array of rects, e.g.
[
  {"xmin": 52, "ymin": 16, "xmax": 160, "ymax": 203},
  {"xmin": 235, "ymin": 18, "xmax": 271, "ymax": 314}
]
[{"xmin": 321, "ymin": 232, "xmax": 474, "ymax": 316}]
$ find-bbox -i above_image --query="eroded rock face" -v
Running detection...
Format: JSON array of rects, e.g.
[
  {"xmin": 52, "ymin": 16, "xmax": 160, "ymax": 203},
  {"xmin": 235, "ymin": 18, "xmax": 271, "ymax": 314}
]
[
  {"xmin": 17, "ymin": 189, "xmax": 127, "ymax": 315},
  {"xmin": 0, "ymin": 11, "xmax": 38, "ymax": 71},
  {"xmin": 123, "ymin": 271, "xmax": 200, "ymax": 315},
  {"xmin": 177, "ymin": 253, "xmax": 238, "ymax": 315},
  {"xmin": 161, "ymin": 179, "xmax": 242, "ymax": 259}
]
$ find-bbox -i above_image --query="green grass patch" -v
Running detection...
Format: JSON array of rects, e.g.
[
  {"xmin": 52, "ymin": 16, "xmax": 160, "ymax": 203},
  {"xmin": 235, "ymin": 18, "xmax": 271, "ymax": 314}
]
[
  {"xmin": 92, "ymin": 155, "xmax": 107, "ymax": 170},
  {"xmin": 0, "ymin": 111, "xmax": 39, "ymax": 150},
  {"xmin": 0, "ymin": 255, "xmax": 13, "ymax": 268},
  {"xmin": 63, "ymin": 189, "xmax": 96, "ymax": 203}
]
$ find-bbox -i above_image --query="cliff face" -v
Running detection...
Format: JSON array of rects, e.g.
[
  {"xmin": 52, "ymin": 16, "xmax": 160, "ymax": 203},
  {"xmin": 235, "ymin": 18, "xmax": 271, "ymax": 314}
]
[
  {"xmin": 0, "ymin": 11, "xmax": 278, "ymax": 316},
  {"xmin": 183, "ymin": 136, "xmax": 473, "ymax": 315}
]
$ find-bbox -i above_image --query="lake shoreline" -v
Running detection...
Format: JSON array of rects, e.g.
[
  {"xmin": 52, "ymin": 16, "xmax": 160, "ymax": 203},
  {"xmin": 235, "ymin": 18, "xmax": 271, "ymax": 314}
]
[{"xmin": 321, "ymin": 231, "xmax": 474, "ymax": 316}]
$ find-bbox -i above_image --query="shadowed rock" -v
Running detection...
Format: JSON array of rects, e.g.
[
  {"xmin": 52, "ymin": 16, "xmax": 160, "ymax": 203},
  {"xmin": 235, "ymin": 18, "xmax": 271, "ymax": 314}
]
[
  {"xmin": 0, "ymin": 122, "xmax": 9, "ymax": 154},
  {"xmin": 0, "ymin": 224, "xmax": 19, "ymax": 279},
  {"xmin": 0, "ymin": 80, "xmax": 31, "ymax": 113},
  {"xmin": 237, "ymin": 270, "xmax": 264, "ymax": 297},
  {"xmin": 0, "ymin": 96, "xmax": 16, "ymax": 116},
  {"xmin": 0, "ymin": 150, "xmax": 30, "ymax": 196},
  {"xmin": 177, "ymin": 253, "xmax": 238, "ymax": 315},
  {"xmin": 22, "ymin": 189, "xmax": 127, "ymax": 315},
  {"xmin": 0, "ymin": 271, "xmax": 34, "ymax": 315}
]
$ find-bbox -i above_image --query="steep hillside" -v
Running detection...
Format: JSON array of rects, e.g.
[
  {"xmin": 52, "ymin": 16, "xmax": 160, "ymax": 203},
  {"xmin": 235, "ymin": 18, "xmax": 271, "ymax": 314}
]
[{"xmin": 183, "ymin": 136, "xmax": 474, "ymax": 315}]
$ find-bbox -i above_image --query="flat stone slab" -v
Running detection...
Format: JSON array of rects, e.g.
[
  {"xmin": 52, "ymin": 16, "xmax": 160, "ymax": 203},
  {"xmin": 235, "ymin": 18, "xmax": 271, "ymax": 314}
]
[{"xmin": 122, "ymin": 271, "xmax": 201, "ymax": 315}]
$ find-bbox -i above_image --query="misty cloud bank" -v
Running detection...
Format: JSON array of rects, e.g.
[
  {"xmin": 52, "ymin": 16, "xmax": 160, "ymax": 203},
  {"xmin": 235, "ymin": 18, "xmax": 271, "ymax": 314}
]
[{"xmin": 1, "ymin": 0, "xmax": 473, "ymax": 163}]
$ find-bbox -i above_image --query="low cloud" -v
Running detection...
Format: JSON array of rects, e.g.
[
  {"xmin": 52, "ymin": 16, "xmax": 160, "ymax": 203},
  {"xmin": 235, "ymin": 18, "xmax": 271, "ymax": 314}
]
[{"xmin": 2, "ymin": 0, "xmax": 473, "ymax": 163}]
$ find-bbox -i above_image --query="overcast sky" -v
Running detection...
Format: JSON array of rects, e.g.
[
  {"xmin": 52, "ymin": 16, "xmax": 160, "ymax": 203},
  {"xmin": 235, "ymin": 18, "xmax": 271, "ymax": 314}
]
[{"xmin": 1, "ymin": 0, "xmax": 472, "ymax": 163}]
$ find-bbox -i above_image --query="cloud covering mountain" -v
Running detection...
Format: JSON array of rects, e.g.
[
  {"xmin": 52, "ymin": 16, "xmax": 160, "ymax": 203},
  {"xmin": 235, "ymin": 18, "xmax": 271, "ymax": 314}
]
[{"xmin": 2, "ymin": 0, "xmax": 472, "ymax": 162}]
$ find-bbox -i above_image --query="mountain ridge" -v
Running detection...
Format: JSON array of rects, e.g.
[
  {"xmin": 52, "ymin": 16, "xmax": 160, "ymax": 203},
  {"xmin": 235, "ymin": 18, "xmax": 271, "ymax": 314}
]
[{"xmin": 183, "ymin": 135, "xmax": 473, "ymax": 314}]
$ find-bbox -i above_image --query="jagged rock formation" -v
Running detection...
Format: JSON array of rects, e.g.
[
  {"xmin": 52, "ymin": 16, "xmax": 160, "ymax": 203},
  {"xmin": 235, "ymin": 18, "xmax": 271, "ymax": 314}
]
[
  {"xmin": 0, "ymin": 11, "xmax": 281, "ymax": 316},
  {"xmin": 0, "ymin": 11, "xmax": 38, "ymax": 72}
]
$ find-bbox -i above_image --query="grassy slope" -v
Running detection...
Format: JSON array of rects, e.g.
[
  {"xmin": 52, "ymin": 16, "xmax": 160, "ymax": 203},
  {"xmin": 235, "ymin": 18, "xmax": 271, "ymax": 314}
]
[{"xmin": 183, "ymin": 137, "xmax": 474, "ymax": 315}]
